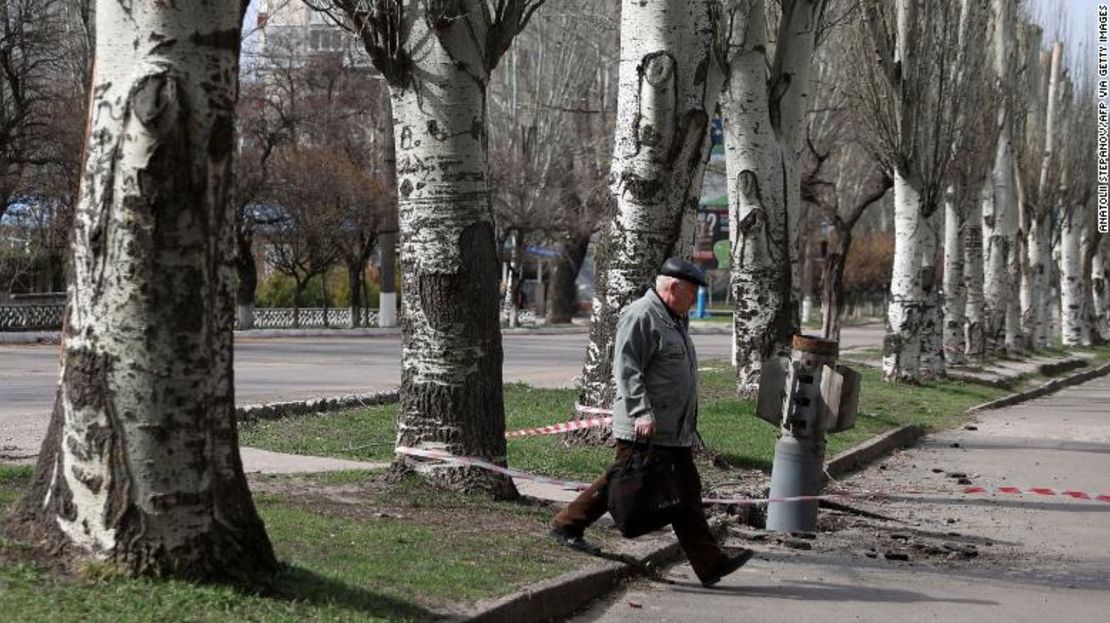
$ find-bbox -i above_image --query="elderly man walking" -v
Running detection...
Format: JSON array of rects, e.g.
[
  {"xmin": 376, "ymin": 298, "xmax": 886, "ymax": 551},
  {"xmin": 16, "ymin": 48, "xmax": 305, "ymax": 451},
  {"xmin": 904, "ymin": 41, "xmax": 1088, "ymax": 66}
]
[{"xmin": 550, "ymin": 257, "xmax": 753, "ymax": 587}]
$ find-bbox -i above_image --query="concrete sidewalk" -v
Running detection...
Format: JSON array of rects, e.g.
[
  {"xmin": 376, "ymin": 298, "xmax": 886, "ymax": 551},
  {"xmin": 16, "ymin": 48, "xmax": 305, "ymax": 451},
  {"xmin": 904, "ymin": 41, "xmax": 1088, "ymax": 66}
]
[{"xmin": 571, "ymin": 372, "xmax": 1110, "ymax": 623}]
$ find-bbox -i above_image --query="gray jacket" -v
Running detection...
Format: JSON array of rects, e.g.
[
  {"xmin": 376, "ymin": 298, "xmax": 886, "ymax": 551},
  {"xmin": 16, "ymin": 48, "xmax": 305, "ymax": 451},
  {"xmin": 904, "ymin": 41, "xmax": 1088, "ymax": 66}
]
[{"xmin": 611, "ymin": 289, "xmax": 699, "ymax": 447}]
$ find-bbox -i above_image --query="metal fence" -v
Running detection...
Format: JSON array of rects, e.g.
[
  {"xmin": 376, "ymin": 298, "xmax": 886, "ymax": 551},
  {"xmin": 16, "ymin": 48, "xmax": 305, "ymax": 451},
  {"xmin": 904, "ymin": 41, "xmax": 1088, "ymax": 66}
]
[{"xmin": 0, "ymin": 304, "xmax": 381, "ymax": 331}]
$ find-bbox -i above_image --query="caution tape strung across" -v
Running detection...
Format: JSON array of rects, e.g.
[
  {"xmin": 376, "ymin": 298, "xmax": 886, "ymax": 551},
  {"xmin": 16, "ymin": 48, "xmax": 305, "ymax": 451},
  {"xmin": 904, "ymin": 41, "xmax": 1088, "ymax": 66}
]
[
  {"xmin": 502, "ymin": 404, "xmax": 614, "ymax": 439},
  {"xmin": 395, "ymin": 446, "xmax": 1110, "ymax": 506},
  {"xmin": 505, "ymin": 416, "xmax": 612, "ymax": 438}
]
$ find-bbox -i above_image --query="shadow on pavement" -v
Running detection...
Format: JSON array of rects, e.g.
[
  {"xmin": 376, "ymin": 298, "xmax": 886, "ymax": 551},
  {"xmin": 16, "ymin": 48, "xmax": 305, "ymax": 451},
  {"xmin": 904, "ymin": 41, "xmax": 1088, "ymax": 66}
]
[{"xmin": 670, "ymin": 579, "xmax": 997, "ymax": 605}]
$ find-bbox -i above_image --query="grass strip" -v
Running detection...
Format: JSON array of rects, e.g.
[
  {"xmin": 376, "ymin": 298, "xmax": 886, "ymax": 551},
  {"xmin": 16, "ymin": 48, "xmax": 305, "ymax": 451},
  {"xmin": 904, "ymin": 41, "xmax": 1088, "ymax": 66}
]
[
  {"xmin": 240, "ymin": 359, "xmax": 1011, "ymax": 481},
  {"xmin": 0, "ymin": 469, "xmax": 586, "ymax": 622}
]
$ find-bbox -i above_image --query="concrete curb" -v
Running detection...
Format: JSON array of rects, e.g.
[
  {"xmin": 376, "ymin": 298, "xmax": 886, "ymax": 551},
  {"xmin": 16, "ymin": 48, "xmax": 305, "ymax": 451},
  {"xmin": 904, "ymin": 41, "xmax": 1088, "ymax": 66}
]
[
  {"xmin": 944, "ymin": 356, "xmax": 1088, "ymax": 388},
  {"xmin": 824, "ymin": 359, "xmax": 1110, "ymax": 480},
  {"xmin": 236, "ymin": 390, "xmax": 399, "ymax": 422},
  {"xmin": 966, "ymin": 360, "xmax": 1110, "ymax": 413},
  {"xmin": 466, "ymin": 524, "xmax": 720, "ymax": 623},
  {"xmin": 825, "ymin": 424, "xmax": 925, "ymax": 480}
]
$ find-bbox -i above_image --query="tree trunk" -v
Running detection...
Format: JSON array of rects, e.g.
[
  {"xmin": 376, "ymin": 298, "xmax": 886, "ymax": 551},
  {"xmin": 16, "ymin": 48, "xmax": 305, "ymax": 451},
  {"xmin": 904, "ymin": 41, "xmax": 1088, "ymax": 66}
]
[
  {"xmin": 1026, "ymin": 41, "xmax": 1062, "ymax": 350},
  {"xmin": 724, "ymin": 0, "xmax": 820, "ymax": 394},
  {"xmin": 1092, "ymin": 238, "xmax": 1110, "ymax": 341},
  {"xmin": 942, "ymin": 191, "xmax": 967, "ymax": 364},
  {"xmin": 964, "ymin": 182, "xmax": 987, "ymax": 360},
  {"xmin": 322, "ymin": 271, "xmax": 330, "ymax": 328},
  {"xmin": 1060, "ymin": 205, "xmax": 1089, "ymax": 346},
  {"xmin": 348, "ymin": 263, "xmax": 363, "ymax": 328},
  {"xmin": 388, "ymin": 36, "xmax": 514, "ymax": 498},
  {"xmin": 1025, "ymin": 210, "xmax": 1052, "ymax": 348},
  {"xmin": 235, "ymin": 224, "xmax": 257, "ymax": 330},
  {"xmin": 984, "ymin": 0, "xmax": 1018, "ymax": 355},
  {"xmin": 883, "ymin": 169, "xmax": 924, "ymax": 381},
  {"xmin": 577, "ymin": 0, "xmax": 722, "ymax": 414},
  {"xmin": 5, "ymin": 0, "xmax": 276, "ymax": 579},
  {"xmin": 821, "ymin": 229, "xmax": 850, "ymax": 342},
  {"xmin": 546, "ymin": 236, "xmax": 589, "ymax": 324},
  {"xmin": 919, "ymin": 211, "xmax": 943, "ymax": 378}
]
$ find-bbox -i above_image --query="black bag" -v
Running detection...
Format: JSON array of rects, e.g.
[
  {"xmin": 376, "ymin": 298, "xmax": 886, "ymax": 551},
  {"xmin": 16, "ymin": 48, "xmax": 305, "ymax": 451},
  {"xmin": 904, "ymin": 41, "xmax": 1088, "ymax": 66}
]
[{"xmin": 606, "ymin": 445, "xmax": 684, "ymax": 538}]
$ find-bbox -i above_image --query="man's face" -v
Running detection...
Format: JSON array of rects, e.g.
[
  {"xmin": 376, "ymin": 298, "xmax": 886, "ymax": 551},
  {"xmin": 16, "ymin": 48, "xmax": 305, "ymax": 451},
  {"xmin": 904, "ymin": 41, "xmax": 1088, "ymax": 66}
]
[{"xmin": 669, "ymin": 279, "xmax": 698, "ymax": 314}]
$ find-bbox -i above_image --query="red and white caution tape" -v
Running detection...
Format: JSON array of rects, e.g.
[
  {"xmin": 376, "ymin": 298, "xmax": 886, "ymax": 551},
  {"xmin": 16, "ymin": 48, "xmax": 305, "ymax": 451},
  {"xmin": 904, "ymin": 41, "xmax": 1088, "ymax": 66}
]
[
  {"xmin": 502, "ymin": 404, "xmax": 614, "ymax": 438},
  {"xmin": 505, "ymin": 416, "xmax": 613, "ymax": 438},
  {"xmin": 396, "ymin": 446, "xmax": 1110, "ymax": 507},
  {"xmin": 396, "ymin": 446, "xmax": 591, "ymax": 490}
]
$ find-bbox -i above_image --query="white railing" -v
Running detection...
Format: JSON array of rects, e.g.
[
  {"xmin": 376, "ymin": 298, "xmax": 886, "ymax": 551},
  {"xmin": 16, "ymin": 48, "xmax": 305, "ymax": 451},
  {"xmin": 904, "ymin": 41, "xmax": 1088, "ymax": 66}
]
[{"xmin": 0, "ymin": 304, "xmax": 64, "ymax": 330}]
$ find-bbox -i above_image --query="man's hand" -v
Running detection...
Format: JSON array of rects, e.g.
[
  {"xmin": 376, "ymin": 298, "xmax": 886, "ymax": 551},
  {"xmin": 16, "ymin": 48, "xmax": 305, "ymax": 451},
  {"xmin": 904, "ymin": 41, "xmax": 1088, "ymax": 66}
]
[{"xmin": 634, "ymin": 418, "xmax": 655, "ymax": 439}]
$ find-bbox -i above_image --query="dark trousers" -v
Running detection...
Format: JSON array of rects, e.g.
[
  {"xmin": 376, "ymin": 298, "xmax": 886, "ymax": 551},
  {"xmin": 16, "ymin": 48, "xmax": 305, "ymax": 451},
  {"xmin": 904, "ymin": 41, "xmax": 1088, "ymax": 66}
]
[{"xmin": 553, "ymin": 441, "xmax": 725, "ymax": 581}]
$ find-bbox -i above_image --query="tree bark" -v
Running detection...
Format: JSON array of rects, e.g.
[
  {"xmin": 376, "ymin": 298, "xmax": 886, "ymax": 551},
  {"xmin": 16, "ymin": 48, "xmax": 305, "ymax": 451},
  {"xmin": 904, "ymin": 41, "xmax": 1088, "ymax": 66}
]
[
  {"xmin": 1092, "ymin": 238, "xmax": 1110, "ymax": 341},
  {"xmin": 546, "ymin": 235, "xmax": 589, "ymax": 324},
  {"xmin": 882, "ymin": 169, "xmax": 924, "ymax": 381},
  {"xmin": 348, "ymin": 263, "xmax": 364, "ymax": 328},
  {"xmin": 724, "ymin": 0, "xmax": 822, "ymax": 394},
  {"xmin": 235, "ymin": 224, "xmax": 257, "ymax": 330},
  {"xmin": 983, "ymin": 0, "xmax": 1018, "ymax": 355},
  {"xmin": 964, "ymin": 181, "xmax": 987, "ymax": 360},
  {"xmin": 5, "ymin": 0, "xmax": 276, "ymax": 579},
  {"xmin": 371, "ymin": 5, "xmax": 521, "ymax": 498},
  {"xmin": 942, "ymin": 190, "xmax": 967, "ymax": 364},
  {"xmin": 919, "ymin": 210, "xmax": 943, "ymax": 378},
  {"xmin": 1060, "ymin": 205, "xmax": 1089, "ymax": 346},
  {"xmin": 821, "ymin": 230, "xmax": 849, "ymax": 342},
  {"xmin": 577, "ymin": 0, "xmax": 721, "ymax": 414}
]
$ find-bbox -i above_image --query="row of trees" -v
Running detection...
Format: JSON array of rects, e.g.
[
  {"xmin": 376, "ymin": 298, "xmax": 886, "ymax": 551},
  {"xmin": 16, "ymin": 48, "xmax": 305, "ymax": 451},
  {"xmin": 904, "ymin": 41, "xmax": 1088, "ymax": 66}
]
[{"xmin": 6, "ymin": 0, "xmax": 1104, "ymax": 584}]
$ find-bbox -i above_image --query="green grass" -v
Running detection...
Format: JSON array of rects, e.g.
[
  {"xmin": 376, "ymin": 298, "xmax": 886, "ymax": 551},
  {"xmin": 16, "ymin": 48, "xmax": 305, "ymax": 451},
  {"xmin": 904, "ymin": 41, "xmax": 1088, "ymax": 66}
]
[
  {"xmin": 240, "ymin": 360, "xmax": 1010, "ymax": 482},
  {"xmin": 0, "ymin": 469, "xmax": 583, "ymax": 622}
]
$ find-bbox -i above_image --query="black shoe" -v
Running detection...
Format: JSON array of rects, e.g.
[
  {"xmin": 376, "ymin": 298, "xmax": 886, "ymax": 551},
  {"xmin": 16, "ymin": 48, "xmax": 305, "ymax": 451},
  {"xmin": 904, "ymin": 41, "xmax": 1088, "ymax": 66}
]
[
  {"xmin": 549, "ymin": 527, "xmax": 602, "ymax": 555},
  {"xmin": 700, "ymin": 548, "xmax": 754, "ymax": 587}
]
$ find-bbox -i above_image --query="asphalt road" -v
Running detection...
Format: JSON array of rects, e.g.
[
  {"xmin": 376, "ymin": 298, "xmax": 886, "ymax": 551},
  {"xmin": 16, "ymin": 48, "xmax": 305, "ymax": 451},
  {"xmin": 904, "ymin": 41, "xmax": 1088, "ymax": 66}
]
[
  {"xmin": 572, "ymin": 374, "xmax": 1110, "ymax": 623},
  {"xmin": 0, "ymin": 324, "xmax": 884, "ymax": 459}
]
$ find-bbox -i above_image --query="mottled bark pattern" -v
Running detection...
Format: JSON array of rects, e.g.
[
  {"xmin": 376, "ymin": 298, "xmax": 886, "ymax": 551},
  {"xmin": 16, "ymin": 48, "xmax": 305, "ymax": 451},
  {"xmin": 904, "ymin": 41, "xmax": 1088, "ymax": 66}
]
[
  {"xmin": 919, "ymin": 213, "xmax": 943, "ymax": 378},
  {"xmin": 963, "ymin": 186, "xmax": 987, "ymax": 360},
  {"xmin": 385, "ymin": 11, "xmax": 516, "ymax": 497},
  {"xmin": 882, "ymin": 170, "xmax": 924, "ymax": 381},
  {"xmin": 942, "ymin": 196, "xmax": 967, "ymax": 365},
  {"xmin": 6, "ymin": 0, "xmax": 276, "ymax": 579},
  {"xmin": 577, "ymin": 0, "xmax": 721, "ymax": 418},
  {"xmin": 723, "ymin": 0, "xmax": 822, "ymax": 394}
]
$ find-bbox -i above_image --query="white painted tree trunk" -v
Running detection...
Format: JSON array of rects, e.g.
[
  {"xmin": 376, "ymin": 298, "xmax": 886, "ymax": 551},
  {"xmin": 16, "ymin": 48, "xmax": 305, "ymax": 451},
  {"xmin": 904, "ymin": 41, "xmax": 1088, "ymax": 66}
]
[
  {"xmin": 1025, "ymin": 211, "xmax": 1052, "ymax": 348},
  {"xmin": 387, "ymin": 10, "xmax": 516, "ymax": 496},
  {"xmin": 919, "ymin": 211, "xmax": 943, "ymax": 378},
  {"xmin": 943, "ymin": 192, "xmax": 967, "ymax": 364},
  {"xmin": 1092, "ymin": 239, "xmax": 1110, "ymax": 341},
  {"xmin": 883, "ymin": 170, "xmax": 924, "ymax": 381},
  {"xmin": 725, "ymin": 0, "xmax": 822, "ymax": 394},
  {"xmin": 578, "ymin": 0, "xmax": 722, "ymax": 412},
  {"xmin": 983, "ymin": 134, "xmax": 1017, "ymax": 353},
  {"xmin": 237, "ymin": 302, "xmax": 255, "ymax": 330},
  {"xmin": 9, "ymin": 0, "xmax": 275, "ymax": 578},
  {"xmin": 984, "ymin": 0, "xmax": 1018, "ymax": 355},
  {"xmin": 964, "ymin": 184, "xmax": 987, "ymax": 359},
  {"xmin": 1060, "ymin": 206, "xmax": 1089, "ymax": 346}
]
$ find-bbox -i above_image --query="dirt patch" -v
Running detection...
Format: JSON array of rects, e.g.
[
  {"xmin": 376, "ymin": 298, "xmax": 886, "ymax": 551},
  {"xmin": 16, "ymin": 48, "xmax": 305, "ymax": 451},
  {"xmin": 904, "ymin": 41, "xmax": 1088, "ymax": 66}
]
[{"xmin": 249, "ymin": 472, "xmax": 557, "ymax": 538}]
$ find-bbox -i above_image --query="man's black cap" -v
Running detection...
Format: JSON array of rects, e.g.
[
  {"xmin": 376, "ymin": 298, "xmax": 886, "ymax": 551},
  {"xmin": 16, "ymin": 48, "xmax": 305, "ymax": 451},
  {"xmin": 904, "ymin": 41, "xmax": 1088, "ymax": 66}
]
[{"xmin": 660, "ymin": 257, "xmax": 708, "ymax": 288}]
